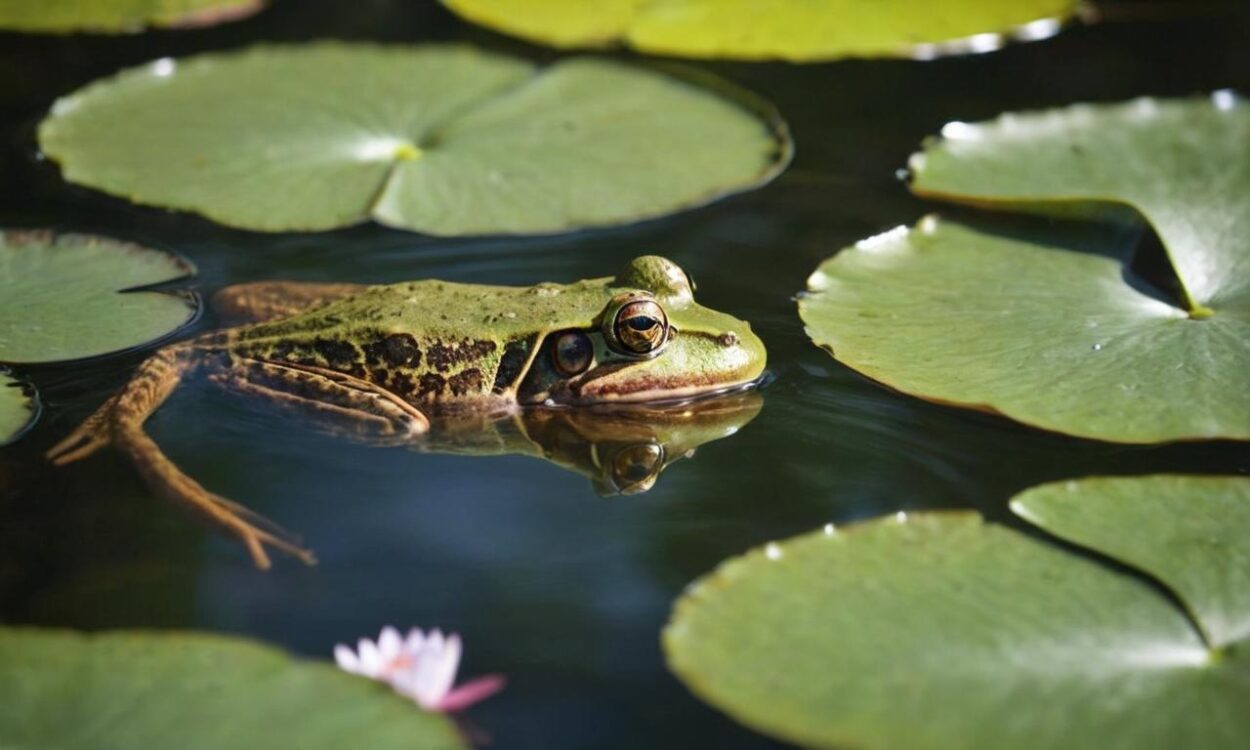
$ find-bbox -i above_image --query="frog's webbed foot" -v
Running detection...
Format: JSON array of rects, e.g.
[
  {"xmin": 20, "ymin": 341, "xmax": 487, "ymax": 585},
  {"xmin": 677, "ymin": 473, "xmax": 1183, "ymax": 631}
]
[
  {"xmin": 211, "ymin": 281, "xmax": 367, "ymax": 324},
  {"xmin": 46, "ymin": 346, "xmax": 316, "ymax": 570},
  {"xmin": 208, "ymin": 358, "xmax": 430, "ymax": 444}
]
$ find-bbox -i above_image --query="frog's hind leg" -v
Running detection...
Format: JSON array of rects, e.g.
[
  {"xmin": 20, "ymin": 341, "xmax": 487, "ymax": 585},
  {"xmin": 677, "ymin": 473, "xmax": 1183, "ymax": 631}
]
[
  {"xmin": 47, "ymin": 347, "xmax": 315, "ymax": 570},
  {"xmin": 207, "ymin": 358, "xmax": 430, "ymax": 444},
  {"xmin": 46, "ymin": 347, "xmax": 190, "ymax": 466},
  {"xmin": 211, "ymin": 281, "xmax": 367, "ymax": 324}
]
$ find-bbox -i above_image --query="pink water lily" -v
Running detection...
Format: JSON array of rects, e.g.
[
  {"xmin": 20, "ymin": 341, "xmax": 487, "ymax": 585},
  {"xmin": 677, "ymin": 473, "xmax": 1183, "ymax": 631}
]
[{"xmin": 334, "ymin": 626, "xmax": 505, "ymax": 712}]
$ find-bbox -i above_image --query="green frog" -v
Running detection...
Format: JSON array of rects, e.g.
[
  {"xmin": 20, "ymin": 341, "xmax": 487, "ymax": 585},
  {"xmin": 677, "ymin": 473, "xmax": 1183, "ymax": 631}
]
[{"xmin": 47, "ymin": 256, "xmax": 766, "ymax": 568}]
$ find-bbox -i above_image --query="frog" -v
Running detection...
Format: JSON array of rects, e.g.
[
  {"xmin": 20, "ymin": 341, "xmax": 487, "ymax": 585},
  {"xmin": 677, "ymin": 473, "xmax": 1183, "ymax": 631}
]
[{"xmin": 46, "ymin": 256, "xmax": 766, "ymax": 569}]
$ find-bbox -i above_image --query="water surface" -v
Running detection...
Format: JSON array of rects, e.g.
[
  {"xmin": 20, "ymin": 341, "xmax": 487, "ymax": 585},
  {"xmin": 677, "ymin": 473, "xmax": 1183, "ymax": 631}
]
[{"xmin": 2, "ymin": 3, "xmax": 1248, "ymax": 748}]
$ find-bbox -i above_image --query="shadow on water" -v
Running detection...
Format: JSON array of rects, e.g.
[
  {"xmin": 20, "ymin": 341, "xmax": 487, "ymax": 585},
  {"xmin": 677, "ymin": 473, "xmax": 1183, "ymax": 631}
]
[{"xmin": 1, "ymin": 2, "xmax": 1249, "ymax": 749}]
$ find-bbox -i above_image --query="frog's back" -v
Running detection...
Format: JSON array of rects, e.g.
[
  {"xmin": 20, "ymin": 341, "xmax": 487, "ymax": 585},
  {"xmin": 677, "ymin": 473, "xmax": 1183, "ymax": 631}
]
[{"xmin": 227, "ymin": 277, "xmax": 613, "ymax": 409}]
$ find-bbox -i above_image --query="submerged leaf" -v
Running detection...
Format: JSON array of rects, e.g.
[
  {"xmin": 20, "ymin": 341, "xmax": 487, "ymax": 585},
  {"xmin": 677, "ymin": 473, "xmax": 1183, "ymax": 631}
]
[
  {"xmin": 0, "ymin": 0, "xmax": 264, "ymax": 33},
  {"xmin": 0, "ymin": 628, "xmax": 466, "ymax": 749},
  {"xmin": 442, "ymin": 0, "xmax": 1077, "ymax": 61},
  {"xmin": 665, "ymin": 475, "xmax": 1250, "ymax": 750},
  {"xmin": 800, "ymin": 97, "xmax": 1250, "ymax": 443},
  {"xmin": 38, "ymin": 43, "xmax": 789, "ymax": 235},
  {"xmin": 0, "ymin": 371, "xmax": 37, "ymax": 445},
  {"xmin": 0, "ymin": 231, "xmax": 197, "ymax": 364}
]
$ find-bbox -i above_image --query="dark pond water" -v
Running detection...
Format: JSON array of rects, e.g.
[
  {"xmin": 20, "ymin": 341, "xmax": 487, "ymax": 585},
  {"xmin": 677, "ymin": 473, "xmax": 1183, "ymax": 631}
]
[{"xmin": 2, "ymin": 2, "xmax": 1249, "ymax": 748}]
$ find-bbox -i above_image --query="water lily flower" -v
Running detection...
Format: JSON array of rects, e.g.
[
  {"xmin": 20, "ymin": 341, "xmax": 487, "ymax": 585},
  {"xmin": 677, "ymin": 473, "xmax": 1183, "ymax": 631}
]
[{"xmin": 334, "ymin": 626, "xmax": 505, "ymax": 712}]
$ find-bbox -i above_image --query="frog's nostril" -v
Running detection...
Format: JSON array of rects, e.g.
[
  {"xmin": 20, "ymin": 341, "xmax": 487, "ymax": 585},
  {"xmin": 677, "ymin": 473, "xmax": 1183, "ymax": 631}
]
[{"xmin": 718, "ymin": 332, "xmax": 739, "ymax": 347}]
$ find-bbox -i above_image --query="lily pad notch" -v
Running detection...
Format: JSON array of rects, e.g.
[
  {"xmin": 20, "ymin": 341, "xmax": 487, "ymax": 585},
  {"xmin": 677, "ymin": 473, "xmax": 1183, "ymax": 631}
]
[
  {"xmin": 800, "ymin": 95, "xmax": 1250, "ymax": 443},
  {"xmin": 37, "ymin": 43, "xmax": 792, "ymax": 235},
  {"xmin": 0, "ymin": 231, "xmax": 199, "ymax": 444},
  {"xmin": 910, "ymin": 94, "xmax": 1249, "ymax": 318},
  {"xmin": 0, "ymin": 231, "xmax": 199, "ymax": 364},
  {"xmin": 665, "ymin": 474, "xmax": 1250, "ymax": 750}
]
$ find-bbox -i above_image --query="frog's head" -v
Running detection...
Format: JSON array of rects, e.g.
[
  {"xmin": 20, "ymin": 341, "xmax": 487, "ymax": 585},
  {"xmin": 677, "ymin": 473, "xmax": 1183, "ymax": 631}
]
[{"xmin": 518, "ymin": 256, "xmax": 766, "ymax": 406}]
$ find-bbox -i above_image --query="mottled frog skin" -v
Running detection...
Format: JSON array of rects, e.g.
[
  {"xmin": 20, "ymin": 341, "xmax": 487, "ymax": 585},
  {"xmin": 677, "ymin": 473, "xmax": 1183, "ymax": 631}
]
[
  {"xmin": 47, "ymin": 257, "xmax": 765, "ymax": 568},
  {"xmin": 226, "ymin": 255, "xmax": 762, "ymax": 410}
]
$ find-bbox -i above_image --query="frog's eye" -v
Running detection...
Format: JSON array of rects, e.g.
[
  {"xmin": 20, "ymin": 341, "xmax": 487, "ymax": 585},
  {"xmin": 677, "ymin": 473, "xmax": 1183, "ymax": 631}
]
[
  {"xmin": 607, "ymin": 295, "xmax": 669, "ymax": 357},
  {"xmin": 552, "ymin": 331, "xmax": 594, "ymax": 376},
  {"xmin": 610, "ymin": 442, "xmax": 665, "ymax": 495}
]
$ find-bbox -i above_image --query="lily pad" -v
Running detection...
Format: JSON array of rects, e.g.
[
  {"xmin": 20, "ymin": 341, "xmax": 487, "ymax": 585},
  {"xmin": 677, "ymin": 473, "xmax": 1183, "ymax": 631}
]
[
  {"xmin": 37, "ymin": 43, "xmax": 790, "ymax": 235},
  {"xmin": 910, "ymin": 95, "xmax": 1249, "ymax": 312},
  {"xmin": 0, "ymin": 231, "xmax": 197, "ymax": 364},
  {"xmin": 0, "ymin": 0, "xmax": 264, "ymax": 34},
  {"xmin": 0, "ymin": 628, "xmax": 465, "ymax": 749},
  {"xmin": 1012, "ymin": 475, "xmax": 1250, "ymax": 647},
  {"xmin": 0, "ymin": 371, "xmax": 37, "ymax": 445},
  {"xmin": 664, "ymin": 475, "xmax": 1250, "ymax": 750},
  {"xmin": 442, "ymin": 0, "xmax": 1077, "ymax": 61},
  {"xmin": 800, "ymin": 97, "xmax": 1250, "ymax": 443}
]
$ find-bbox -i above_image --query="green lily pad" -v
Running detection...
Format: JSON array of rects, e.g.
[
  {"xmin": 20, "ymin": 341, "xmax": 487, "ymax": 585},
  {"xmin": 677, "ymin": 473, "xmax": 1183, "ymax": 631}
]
[
  {"xmin": 0, "ymin": 371, "xmax": 37, "ymax": 445},
  {"xmin": 0, "ymin": 0, "xmax": 264, "ymax": 34},
  {"xmin": 0, "ymin": 231, "xmax": 197, "ymax": 364},
  {"xmin": 1012, "ymin": 475, "xmax": 1250, "ymax": 647},
  {"xmin": 800, "ymin": 97, "xmax": 1250, "ymax": 443},
  {"xmin": 37, "ymin": 43, "xmax": 789, "ymax": 235},
  {"xmin": 910, "ymin": 95, "xmax": 1249, "ymax": 312},
  {"xmin": 0, "ymin": 628, "xmax": 465, "ymax": 749},
  {"xmin": 664, "ymin": 475, "xmax": 1250, "ymax": 750},
  {"xmin": 442, "ymin": 0, "xmax": 1077, "ymax": 61}
]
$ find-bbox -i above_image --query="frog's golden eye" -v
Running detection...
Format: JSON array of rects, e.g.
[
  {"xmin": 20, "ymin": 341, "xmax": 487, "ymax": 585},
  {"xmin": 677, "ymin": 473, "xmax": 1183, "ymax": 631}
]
[
  {"xmin": 607, "ymin": 295, "xmax": 669, "ymax": 357},
  {"xmin": 611, "ymin": 442, "xmax": 665, "ymax": 495},
  {"xmin": 552, "ymin": 331, "xmax": 594, "ymax": 376}
]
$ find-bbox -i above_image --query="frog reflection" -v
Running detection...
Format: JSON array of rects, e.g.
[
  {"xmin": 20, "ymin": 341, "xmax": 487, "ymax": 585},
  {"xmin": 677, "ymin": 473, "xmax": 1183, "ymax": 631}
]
[{"xmin": 427, "ymin": 391, "xmax": 762, "ymax": 497}]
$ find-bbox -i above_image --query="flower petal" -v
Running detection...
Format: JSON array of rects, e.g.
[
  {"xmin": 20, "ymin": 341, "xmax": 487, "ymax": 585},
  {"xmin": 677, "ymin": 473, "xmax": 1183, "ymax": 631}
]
[
  {"xmin": 428, "ymin": 633, "xmax": 462, "ymax": 704},
  {"xmin": 409, "ymin": 630, "xmax": 451, "ymax": 708},
  {"xmin": 405, "ymin": 628, "xmax": 426, "ymax": 655},
  {"xmin": 435, "ymin": 674, "xmax": 506, "ymax": 713},
  {"xmin": 333, "ymin": 644, "xmax": 360, "ymax": 674},
  {"xmin": 379, "ymin": 626, "xmax": 402, "ymax": 662},
  {"xmin": 357, "ymin": 638, "xmax": 382, "ymax": 676}
]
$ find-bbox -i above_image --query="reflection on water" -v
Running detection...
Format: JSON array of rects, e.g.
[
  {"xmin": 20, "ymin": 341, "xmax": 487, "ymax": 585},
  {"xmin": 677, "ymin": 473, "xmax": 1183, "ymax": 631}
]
[
  {"xmin": 1, "ymin": 2, "xmax": 1249, "ymax": 750},
  {"xmin": 430, "ymin": 392, "xmax": 762, "ymax": 496}
]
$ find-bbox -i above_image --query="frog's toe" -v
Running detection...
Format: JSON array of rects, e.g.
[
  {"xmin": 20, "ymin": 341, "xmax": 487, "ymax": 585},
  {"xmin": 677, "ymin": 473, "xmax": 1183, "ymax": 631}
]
[
  {"xmin": 208, "ymin": 492, "xmax": 318, "ymax": 569},
  {"xmin": 46, "ymin": 431, "xmax": 111, "ymax": 465},
  {"xmin": 235, "ymin": 524, "xmax": 318, "ymax": 570},
  {"xmin": 46, "ymin": 402, "xmax": 116, "ymax": 465}
]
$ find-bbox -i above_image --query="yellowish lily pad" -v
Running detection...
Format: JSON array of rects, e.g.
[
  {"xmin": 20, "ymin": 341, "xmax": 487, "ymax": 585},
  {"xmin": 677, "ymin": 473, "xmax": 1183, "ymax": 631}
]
[
  {"xmin": 0, "ymin": 0, "xmax": 264, "ymax": 34},
  {"xmin": 38, "ymin": 43, "xmax": 789, "ymax": 235},
  {"xmin": 442, "ymin": 0, "xmax": 1078, "ymax": 61},
  {"xmin": 665, "ymin": 475, "xmax": 1250, "ymax": 750},
  {"xmin": 0, "ymin": 628, "xmax": 465, "ymax": 749}
]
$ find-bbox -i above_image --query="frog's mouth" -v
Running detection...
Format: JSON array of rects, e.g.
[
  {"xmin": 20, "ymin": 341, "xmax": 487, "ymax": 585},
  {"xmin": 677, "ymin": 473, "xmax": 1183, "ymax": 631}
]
[
  {"xmin": 528, "ymin": 365, "xmax": 766, "ymax": 408},
  {"xmin": 568, "ymin": 371, "xmax": 765, "ymax": 406}
]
